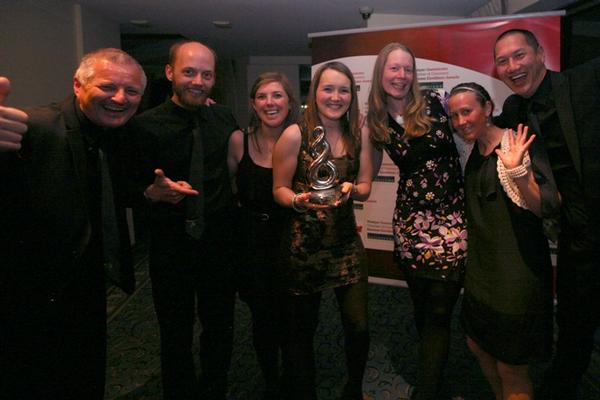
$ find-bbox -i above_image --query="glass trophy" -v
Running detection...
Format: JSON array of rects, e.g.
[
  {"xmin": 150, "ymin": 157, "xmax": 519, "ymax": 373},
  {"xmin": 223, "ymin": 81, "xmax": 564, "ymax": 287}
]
[{"xmin": 307, "ymin": 126, "xmax": 341, "ymax": 205}]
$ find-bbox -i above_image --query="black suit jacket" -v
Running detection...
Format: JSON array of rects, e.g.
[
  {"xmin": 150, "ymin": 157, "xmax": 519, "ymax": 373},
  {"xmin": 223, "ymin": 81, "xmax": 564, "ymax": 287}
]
[
  {"xmin": 0, "ymin": 97, "xmax": 135, "ymax": 309},
  {"xmin": 496, "ymin": 58, "xmax": 600, "ymax": 233}
]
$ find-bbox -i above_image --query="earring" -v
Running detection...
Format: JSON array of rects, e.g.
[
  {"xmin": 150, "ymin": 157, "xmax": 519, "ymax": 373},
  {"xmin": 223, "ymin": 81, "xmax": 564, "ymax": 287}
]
[{"xmin": 486, "ymin": 116, "xmax": 492, "ymax": 127}]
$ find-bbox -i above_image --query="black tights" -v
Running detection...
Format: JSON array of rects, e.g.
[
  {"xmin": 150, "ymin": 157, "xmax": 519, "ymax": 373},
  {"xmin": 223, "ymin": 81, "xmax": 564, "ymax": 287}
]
[
  {"xmin": 406, "ymin": 277, "xmax": 462, "ymax": 400},
  {"xmin": 284, "ymin": 280, "xmax": 369, "ymax": 400}
]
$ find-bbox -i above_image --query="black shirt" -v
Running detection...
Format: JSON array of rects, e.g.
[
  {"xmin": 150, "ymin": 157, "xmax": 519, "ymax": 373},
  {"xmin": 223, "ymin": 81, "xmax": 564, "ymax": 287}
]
[{"xmin": 133, "ymin": 99, "xmax": 238, "ymax": 224}]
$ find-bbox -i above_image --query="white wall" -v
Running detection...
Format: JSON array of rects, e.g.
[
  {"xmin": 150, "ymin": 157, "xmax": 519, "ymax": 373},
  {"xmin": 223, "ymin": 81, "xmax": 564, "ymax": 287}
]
[
  {"xmin": 368, "ymin": 1, "xmax": 574, "ymax": 25},
  {"xmin": 471, "ymin": 0, "xmax": 578, "ymax": 17},
  {"xmin": 79, "ymin": 4, "xmax": 121, "ymax": 55},
  {"xmin": 0, "ymin": 0, "xmax": 120, "ymax": 107},
  {"xmin": 368, "ymin": 13, "xmax": 459, "ymax": 27},
  {"xmin": 246, "ymin": 56, "xmax": 310, "ymax": 98}
]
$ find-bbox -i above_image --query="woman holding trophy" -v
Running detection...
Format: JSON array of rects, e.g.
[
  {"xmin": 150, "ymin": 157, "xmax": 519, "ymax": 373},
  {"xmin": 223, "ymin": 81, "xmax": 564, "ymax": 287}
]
[
  {"xmin": 272, "ymin": 61, "xmax": 380, "ymax": 400},
  {"xmin": 367, "ymin": 43, "xmax": 467, "ymax": 400}
]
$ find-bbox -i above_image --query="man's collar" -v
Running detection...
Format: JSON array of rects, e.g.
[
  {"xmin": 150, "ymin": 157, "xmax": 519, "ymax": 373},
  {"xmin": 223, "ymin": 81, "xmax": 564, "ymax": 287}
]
[
  {"xmin": 73, "ymin": 99, "xmax": 112, "ymax": 147},
  {"xmin": 529, "ymin": 71, "xmax": 553, "ymax": 109}
]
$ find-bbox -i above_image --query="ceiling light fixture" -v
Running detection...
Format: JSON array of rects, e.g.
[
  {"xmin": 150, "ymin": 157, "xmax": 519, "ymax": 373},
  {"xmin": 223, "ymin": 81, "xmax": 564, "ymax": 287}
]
[
  {"xmin": 212, "ymin": 20, "xmax": 232, "ymax": 28},
  {"xmin": 130, "ymin": 19, "xmax": 150, "ymax": 27}
]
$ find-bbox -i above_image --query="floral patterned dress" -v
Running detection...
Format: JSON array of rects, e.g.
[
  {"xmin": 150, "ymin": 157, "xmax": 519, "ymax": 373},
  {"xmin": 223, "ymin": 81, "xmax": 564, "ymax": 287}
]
[{"xmin": 383, "ymin": 91, "xmax": 467, "ymax": 282}]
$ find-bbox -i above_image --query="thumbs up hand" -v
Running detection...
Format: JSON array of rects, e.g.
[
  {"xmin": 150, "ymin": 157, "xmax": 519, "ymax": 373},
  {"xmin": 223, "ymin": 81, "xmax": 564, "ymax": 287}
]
[{"xmin": 0, "ymin": 77, "xmax": 29, "ymax": 152}]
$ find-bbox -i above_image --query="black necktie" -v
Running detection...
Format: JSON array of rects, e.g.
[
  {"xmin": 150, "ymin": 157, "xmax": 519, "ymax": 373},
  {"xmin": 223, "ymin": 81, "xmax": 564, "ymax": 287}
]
[
  {"xmin": 526, "ymin": 108, "xmax": 561, "ymax": 241},
  {"xmin": 99, "ymin": 148, "xmax": 121, "ymax": 278},
  {"xmin": 185, "ymin": 118, "xmax": 204, "ymax": 239}
]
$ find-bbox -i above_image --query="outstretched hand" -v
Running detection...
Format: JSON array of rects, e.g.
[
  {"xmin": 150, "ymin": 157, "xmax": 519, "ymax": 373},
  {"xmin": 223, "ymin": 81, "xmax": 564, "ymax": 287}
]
[
  {"xmin": 0, "ymin": 77, "xmax": 29, "ymax": 152},
  {"xmin": 145, "ymin": 168, "xmax": 199, "ymax": 204},
  {"xmin": 495, "ymin": 123, "xmax": 535, "ymax": 170}
]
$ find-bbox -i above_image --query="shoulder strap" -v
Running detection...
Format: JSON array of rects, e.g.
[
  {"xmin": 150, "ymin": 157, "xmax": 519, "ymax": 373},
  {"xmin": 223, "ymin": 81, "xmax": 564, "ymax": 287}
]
[{"xmin": 243, "ymin": 128, "xmax": 249, "ymax": 155}]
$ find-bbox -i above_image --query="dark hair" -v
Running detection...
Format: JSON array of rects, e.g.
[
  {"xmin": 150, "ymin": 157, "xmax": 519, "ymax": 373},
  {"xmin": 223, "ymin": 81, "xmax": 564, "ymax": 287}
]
[
  {"xmin": 494, "ymin": 29, "xmax": 541, "ymax": 58},
  {"xmin": 304, "ymin": 61, "xmax": 360, "ymax": 154},
  {"xmin": 248, "ymin": 71, "xmax": 300, "ymax": 133},
  {"xmin": 449, "ymin": 82, "xmax": 494, "ymax": 110},
  {"xmin": 168, "ymin": 40, "xmax": 217, "ymax": 66}
]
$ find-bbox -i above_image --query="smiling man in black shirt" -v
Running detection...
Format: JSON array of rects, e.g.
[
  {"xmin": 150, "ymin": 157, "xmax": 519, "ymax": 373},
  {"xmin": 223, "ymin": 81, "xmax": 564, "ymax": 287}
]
[
  {"xmin": 494, "ymin": 29, "xmax": 600, "ymax": 400},
  {"xmin": 132, "ymin": 40, "xmax": 240, "ymax": 400}
]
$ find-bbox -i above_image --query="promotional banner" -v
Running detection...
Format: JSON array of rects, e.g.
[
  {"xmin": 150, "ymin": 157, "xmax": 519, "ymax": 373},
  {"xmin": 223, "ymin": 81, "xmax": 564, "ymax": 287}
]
[{"xmin": 310, "ymin": 13, "xmax": 562, "ymax": 255}]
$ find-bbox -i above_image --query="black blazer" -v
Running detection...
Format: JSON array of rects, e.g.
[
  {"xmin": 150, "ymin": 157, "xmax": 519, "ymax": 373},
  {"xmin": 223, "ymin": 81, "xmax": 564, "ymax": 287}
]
[
  {"xmin": 0, "ymin": 97, "xmax": 135, "ymax": 306},
  {"xmin": 496, "ymin": 58, "xmax": 600, "ymax": 230}
]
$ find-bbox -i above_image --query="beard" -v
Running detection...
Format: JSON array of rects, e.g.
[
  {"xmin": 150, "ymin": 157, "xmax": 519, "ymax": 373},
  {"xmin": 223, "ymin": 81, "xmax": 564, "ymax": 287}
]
[{"xmin": 172, "ymin": 83, "xmax": 209, "ymax": 109}]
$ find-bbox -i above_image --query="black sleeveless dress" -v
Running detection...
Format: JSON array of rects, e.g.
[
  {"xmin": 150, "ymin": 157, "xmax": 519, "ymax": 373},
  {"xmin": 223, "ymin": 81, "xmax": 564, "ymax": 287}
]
[{"xmin": 235, "ymin": 130, "xmax": 286, "ymax": 297}]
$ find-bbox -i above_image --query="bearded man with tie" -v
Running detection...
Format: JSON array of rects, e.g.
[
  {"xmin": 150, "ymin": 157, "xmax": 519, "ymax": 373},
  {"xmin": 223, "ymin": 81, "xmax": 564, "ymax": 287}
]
[{"xmin": 132, "ymin": 40, "xmax": 240, "ymax": 400}]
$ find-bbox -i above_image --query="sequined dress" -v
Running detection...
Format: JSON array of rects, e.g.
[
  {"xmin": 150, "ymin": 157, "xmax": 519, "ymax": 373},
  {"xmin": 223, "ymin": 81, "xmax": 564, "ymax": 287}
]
[
  {"xmin": 279, "ymin": 123, "xmax": 367, "ymax": 295},
  {"xmin": 383, "ymin": 91, "xmax": 467, "ymax": 282}
]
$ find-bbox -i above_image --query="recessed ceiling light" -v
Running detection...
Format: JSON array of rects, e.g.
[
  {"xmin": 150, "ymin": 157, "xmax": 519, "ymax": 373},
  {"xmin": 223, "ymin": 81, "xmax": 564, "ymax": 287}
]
[
  {"xmin": 130, "ymin": 19, "xmax": 150, "ymax": 27},
  {"xmin": 212, "ymin": 20, "xmax": 232, "ymax": 28}
]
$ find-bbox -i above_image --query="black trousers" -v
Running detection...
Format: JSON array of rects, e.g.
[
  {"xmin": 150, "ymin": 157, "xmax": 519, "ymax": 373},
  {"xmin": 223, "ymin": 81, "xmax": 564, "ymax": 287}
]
[
  {"xmin": 547, "ymin": 240, "xmax": 600, "ymax": 399},
  {"xmin": 149, "ymin": 216, "xmax": 235, "ymax": 400},
  {"xmin": 0, "ymin": 264, "xmax": 107, "ymax": 400}
]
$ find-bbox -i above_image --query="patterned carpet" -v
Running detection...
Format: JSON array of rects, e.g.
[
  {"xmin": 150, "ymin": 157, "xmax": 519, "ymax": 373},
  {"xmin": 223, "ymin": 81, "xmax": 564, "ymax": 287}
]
[{"xmin": 104, "ymin": 253, "xmax": 600, "ymax": 400}]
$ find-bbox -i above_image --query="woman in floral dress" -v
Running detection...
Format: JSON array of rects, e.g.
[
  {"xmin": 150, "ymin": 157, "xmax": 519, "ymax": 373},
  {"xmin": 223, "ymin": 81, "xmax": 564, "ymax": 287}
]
[{"xmin": 367, "ymin": 42, "xmax": 467, "ymax": 400}]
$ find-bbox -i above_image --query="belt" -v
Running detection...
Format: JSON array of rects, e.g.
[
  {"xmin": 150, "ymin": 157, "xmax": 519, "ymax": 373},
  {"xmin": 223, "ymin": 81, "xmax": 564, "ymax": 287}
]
[
  {"xmin": 244, "ymin": 209, "xmax": 270, "ymax": 222},
  {"xmin": 251, "ymin": 211, "xmax": 270, "ymax": 221}
]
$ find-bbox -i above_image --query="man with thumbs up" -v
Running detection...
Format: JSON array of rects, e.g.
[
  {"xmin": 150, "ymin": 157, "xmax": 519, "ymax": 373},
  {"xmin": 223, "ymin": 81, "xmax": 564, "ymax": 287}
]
[
  {"xmin": 0, "ymin": 77, "xmax": 29, "ymax": 151},
  {"xmin": 0, "ymin": 48, "xmax": 146, "ymax": 400}
]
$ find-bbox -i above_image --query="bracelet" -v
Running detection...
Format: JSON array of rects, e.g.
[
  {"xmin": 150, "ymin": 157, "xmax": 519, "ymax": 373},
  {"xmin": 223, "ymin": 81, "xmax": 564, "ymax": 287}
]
[
  {"xmin": 505, "ymin": 163, "xmax": 529, "ymax": 179},
  {"xmin": 292, "ymin": 193, "xmax": 308, "ymax": 213},
  {"xmin": 351, "ymin": 183, "xmax": 359, "ymax": 198}
]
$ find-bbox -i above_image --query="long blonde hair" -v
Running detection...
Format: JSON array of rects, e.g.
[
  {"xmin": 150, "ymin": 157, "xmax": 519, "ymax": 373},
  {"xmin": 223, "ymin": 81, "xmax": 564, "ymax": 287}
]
[
  {"xmin": 367, "ymin": 42, "xmax": 431, "ymax": 148},
  {"xmin": 304, "ymin": 61, "xmax": 361, "ymax": 155}
]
